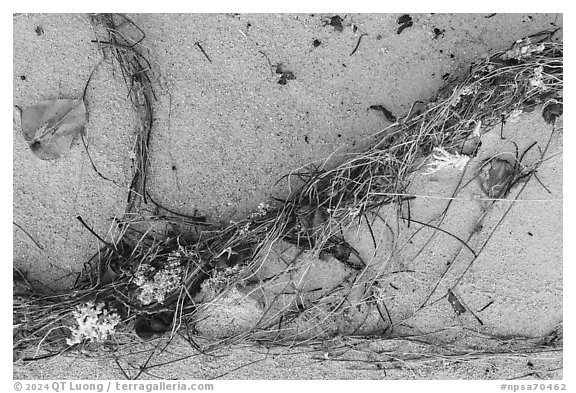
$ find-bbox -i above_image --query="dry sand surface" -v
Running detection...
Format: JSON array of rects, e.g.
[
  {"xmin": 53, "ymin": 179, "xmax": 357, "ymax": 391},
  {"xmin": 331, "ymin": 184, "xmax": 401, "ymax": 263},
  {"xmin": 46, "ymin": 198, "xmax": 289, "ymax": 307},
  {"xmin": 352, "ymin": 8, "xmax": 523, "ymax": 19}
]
[{"xmin": 12, "ymin": 13, "xmax": 562, "ymax": 380}]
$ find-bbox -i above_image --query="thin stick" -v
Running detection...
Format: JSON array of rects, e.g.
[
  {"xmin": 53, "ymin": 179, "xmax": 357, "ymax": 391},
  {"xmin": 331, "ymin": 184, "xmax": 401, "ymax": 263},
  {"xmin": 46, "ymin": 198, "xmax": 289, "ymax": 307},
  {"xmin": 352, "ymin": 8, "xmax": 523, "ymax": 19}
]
[
  {"xmin": 402, "ymin": 216, "xmax": 477, "ymax": 258},
  {"xmin": 79, "ymin": 133, "xmax": 121, "ymax": 186},
  {"xmin": 350, "ymin": 33, "xmax": 368, "ymax": 56},
  {"xmin": 76, "ymin": 215, "xmax": 118, "ymax": 254},
  {"xmin": 195, "ymin": 42, "xmax": 212, "ymax": 63},
  {"xmin": 13, "ymin": 222, "xmax": 44, "ymax": 251}
]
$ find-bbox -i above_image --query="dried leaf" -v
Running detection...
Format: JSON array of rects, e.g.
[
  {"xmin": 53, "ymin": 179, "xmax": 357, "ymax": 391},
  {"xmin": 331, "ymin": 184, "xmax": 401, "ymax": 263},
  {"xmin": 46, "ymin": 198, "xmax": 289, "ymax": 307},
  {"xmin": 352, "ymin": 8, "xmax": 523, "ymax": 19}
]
[
  {"xmin": 478, "ymin": 158, "xmax": 515, "ymax": 199},
  {"xmin": 542, "ymin": 102, "xmax": 563, "ymax": 125},
  {"xmin": 447, "ymin": 290, "xmax": 466, "ymax": 315},
  {"xmin": 397, "ymin": 14, "xmax": 413, "ymax": 35},
  {"xmin": 327, "ymin": 15, "xmax": 344, "ymax": 32},
  {"xmin": 19, "ymin": 98, "xmax": 87, "ymax": 160}
]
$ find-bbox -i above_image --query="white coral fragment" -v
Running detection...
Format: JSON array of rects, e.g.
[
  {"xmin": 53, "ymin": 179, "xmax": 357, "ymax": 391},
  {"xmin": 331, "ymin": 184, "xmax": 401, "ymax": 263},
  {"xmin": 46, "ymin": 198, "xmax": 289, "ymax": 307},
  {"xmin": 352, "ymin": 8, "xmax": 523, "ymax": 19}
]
[
  {"xmin": 424, "ymin": 147, "xmax": 470, "ymax": 175},
  {"xmin": 66, "ymin": 301, "xmax": 121, "ymax": 346},
  {"xmin": 134, "ymin": 252, "xmax": 184, "ymax": 305}
]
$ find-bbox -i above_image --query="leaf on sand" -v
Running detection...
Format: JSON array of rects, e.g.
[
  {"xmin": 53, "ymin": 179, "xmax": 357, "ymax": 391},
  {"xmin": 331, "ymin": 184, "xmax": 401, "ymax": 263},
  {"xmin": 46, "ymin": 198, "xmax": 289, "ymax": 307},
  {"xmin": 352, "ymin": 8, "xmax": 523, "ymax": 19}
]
[
  {"xmin": 447, "ymin": 290, "xmax": 466, "ymax": 316},
  {"xmin": 19, "ymin": 99, "xmax": 87, "ymax": 160},
  {"xmin": 542, "ymin": 102, "xmax": 562, "ymax": 125},
  {"xmin": 478, "ymin": 158, "xmax": 516, "ymax": 199}
]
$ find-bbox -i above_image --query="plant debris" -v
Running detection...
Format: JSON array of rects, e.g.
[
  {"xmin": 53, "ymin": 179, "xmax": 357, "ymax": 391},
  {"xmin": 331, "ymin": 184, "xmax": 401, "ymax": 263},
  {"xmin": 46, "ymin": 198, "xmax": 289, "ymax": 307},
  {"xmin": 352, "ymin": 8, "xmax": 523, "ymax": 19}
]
[
  {"xmin": 324, "ymin": 15, "xmax": 344, "ymax": 32},
  {"xmin": 195, "ymin": 41, "xmax": 212, "ymax": 63},
  {"xmin": 433, "ymin": 27, "xmax": 445, "ymax": 39},
  {"xmin": 275, "ymin": 64, "xmax": 296, "ymax": 85},
  {"xmin": 478, "ymin": 300, "xmax": 495, "ymax": 312},
  {"xmin": 350, "ymin": 33, "xmax": 368, "ymax": 56},
  {"xmin": 35, "ymin": 26, "xmax": 44, "ymax": 36},
  {"xmin": 542, "ymin": 102, "xmax": 562, "ymax": 124},
  {"xmin": 369, "ymin": 105, "xmax": 397, "ymax": 123},
  {"xmin": 502, "ymin": 37, "xmax": 546, "ymax": 61},
  {"xmin": 447, "ymin": 290, "xmax": 466, "ymax": 315},
  {"xmin": 478, "ymin": 158, "xmax": 516, "ymax": 199},
  {"xmin": 89, "ymin": 13, "xmax": 156, "ymax": 210},
  {"xmin": 13, "ymin": 28, "xmax": 563, "ymax": 363},
  {"xmin": 134, "ymin": 313, "xmax": 172, "ymax": 340},
  {"xmin": 523, "ymin": 15, "xmax": 534, "ymax": 23},
  {"xmin": 396, "ymin": 14, "xmax": 413, "ymax": 35},
  {"xmin": 17, "ymin": 98, "xmax": 87, "ymax": 160}
]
